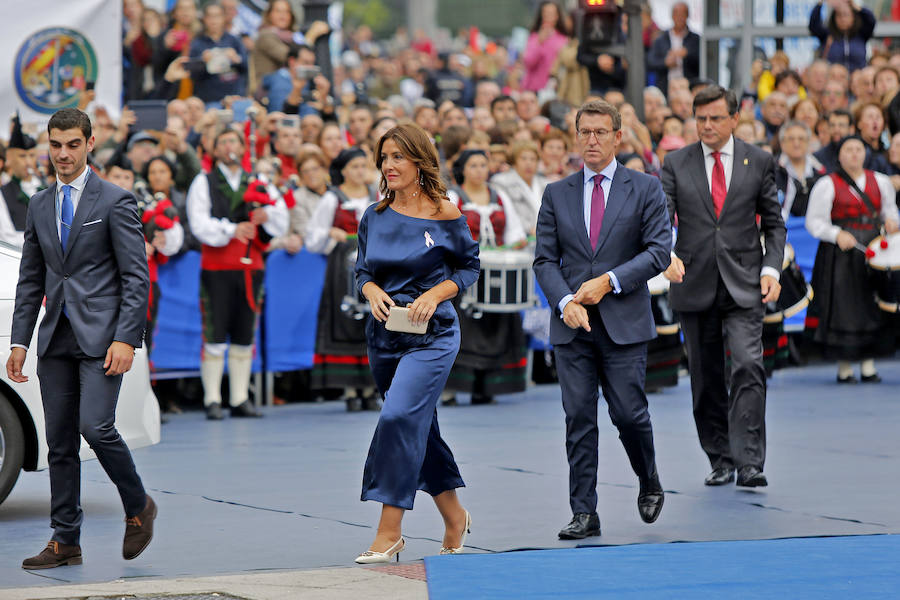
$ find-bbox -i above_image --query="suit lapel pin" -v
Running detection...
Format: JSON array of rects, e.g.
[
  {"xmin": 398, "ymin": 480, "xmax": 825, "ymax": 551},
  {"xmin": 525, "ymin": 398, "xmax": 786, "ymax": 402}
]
[{"xmin": 743, "ymin": 158, "xmax": 749, "ymax": 166}]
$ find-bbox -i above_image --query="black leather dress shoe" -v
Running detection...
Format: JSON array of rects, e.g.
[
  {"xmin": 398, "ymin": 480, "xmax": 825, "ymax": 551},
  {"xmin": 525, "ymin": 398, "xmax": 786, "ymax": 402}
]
[
  {"xmin": 205, "ymin": 403, "xmax": 224, "ymax": 421},
  {"xmin": 638, "ymin": 477, "xmax": 664, "ymax": 524},
  {"xmin": 861, "ymin": 373, "xmax": 882, "ymax": 383},
  {"xmin": 704, "ymin": 467, "xmax": 735, "ymax": 486},
  {"xmin": 736, "ymin": 466, "xmax": 768, "ymax": 487},
  {"xmin": 231, "ymin": 401, "xmax": 263, "ymax": 418},
  {"xmin": 558, "ymin": 512, "xmax": 601, "ymax": 539},
  {"xmin": 837, "ymin": 374, "xmax": 858, "ymax": 384}
]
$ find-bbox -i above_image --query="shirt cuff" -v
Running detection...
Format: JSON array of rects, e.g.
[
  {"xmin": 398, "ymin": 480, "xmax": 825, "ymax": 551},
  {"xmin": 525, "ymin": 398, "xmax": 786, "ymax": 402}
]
[
  {"xmin": 823, "ymin": 225, "xmax": 841, "ymax": 245},
  {"xmin": 558, "ymin": 293, "xmax": 574, "ymax": 318},
  {"xmin": 761, "ymin": 266, "xmax": 781, "ymax": 282},
  {"xmin": 10, "ymin": 343, "xmax": 28, "ymax": 351},
  {"xmin": 606, "ymin": 271, "xmax": 621, "ymax": 294}
]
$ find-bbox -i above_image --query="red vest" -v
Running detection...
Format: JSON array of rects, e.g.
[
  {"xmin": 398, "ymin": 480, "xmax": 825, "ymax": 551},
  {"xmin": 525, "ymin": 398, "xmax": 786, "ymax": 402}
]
[
  {"xmin": 829, "ymin": 171, "xmax": 881, "ymax": 229},
  {"xmin": 456, "ymin": 186, "xmax": 506, "ymax": 247}
]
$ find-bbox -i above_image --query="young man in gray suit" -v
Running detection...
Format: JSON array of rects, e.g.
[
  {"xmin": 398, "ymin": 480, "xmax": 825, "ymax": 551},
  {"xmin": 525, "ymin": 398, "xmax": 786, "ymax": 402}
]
[
  {"xmin": 6, "ymin": 108, "xmax": 157, "ymax": 569},
  {"xmin": 534, "ymin": 100, "xmax": 671, "ymax": 539},
  {"xmin": 661, "ymin": 86, "xmax": 786, "ymax": 488}
]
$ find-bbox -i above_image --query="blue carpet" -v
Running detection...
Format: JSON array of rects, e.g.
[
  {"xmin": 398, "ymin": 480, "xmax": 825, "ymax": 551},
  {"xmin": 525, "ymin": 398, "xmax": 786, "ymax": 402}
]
[{"xmin": 425, "ymin": 535, "xmax": 900, "ymax": 599}]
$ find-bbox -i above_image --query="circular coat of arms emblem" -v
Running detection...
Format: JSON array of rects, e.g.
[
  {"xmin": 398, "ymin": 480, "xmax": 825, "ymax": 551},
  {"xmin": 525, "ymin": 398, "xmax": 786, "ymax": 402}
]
[{"xmin": 14, "ymin": 27, "xmax": 98, "ymax": 114}]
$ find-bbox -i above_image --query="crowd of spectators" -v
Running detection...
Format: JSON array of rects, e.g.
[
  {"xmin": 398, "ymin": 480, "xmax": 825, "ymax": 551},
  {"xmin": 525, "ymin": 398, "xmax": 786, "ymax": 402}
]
[{"xmin": 3, "ymin": 0, "xmax": 900, "ymax": 408}]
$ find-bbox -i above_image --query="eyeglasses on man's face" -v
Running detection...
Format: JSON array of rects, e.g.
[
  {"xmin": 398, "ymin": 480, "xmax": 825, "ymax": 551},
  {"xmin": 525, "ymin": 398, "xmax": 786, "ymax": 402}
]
[{"xmin": 577, "ymin": 128, "xmax": 615, "ymax": 141}]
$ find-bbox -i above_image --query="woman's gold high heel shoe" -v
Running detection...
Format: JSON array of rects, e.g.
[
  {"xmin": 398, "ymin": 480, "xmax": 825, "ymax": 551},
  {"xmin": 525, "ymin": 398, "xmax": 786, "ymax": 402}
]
[
  {"xmin": 355, "ymin": 537, "xmax": 405, "ymax": 564},
  {"xmin": 439, "ymin": 510, "xmax": 471, "ymax": 555}
]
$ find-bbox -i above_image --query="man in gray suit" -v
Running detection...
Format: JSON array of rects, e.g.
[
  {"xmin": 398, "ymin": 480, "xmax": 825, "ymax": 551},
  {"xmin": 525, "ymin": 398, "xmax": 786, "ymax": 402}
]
[
  {"xmin": 6, "ymin": 109, "xmax": 157, "ymax": 569},
  {"xmin": 661, "ymin": 86, "xmax": 786, "ymax": 488},
  {"xmin": 534, "ymin": 100, "xmax": 671, "ymax": 539}
]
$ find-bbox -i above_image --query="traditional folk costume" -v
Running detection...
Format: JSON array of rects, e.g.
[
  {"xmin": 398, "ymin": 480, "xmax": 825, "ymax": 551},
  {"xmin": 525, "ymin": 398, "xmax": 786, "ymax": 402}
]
[
  {"xmin": 304, "ymin": 148, "xmax": 379, "ymax": 409},
  {"xmin": 187, "ymin": 163, "xmax": 288, "ymax": 412},
  {"xmin": 0, "ymin": 115, "xmax": 44, "ymax": 246},
  {"xmin": 305, "ymin": 186, "xmax": 378, "ymax": 405},
  {"xmin": 805, "ymin": 157, "xmax": 900, "ymax": 372},
  {"xmin": 134, "ymin": 182, "xmax": 185, "ymax": 354},
  {"xmin": 445, "ymin": 181, "xmax": 529, "ymax": 403}
]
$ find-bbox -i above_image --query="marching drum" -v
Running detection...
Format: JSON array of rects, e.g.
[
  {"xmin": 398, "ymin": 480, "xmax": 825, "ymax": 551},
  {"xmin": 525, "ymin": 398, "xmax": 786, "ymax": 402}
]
[
  {"xmin": 764, "ymin": 243, "xmax": 814, "ymax": 324},
  {"xmin": 867, "ymin": 233, "xmax": 900, "ymax": 313},
  {"xmin": 463, "ymin": 249, "xmax": 535, "ymax": 313}
]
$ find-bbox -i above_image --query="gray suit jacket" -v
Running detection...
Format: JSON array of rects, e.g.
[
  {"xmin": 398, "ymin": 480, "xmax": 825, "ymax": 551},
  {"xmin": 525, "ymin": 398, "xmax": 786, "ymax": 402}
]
[
  {"xmin": 661, "ymin": 139, "xmax": 786, "ymax": 312},
  {"xmin": 533, "ymin": 165, "xmax": 672, "ymax": 346},
  {"xmin": 11, "ymin": 171, "xmax": 149, "ymax": 357}
]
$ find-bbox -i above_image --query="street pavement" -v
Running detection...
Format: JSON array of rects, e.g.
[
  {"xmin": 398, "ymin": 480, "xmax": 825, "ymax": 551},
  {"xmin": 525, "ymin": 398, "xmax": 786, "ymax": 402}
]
[{"xmin": 1, "ymin": 359, "xmax": 898, "ymax": 598}]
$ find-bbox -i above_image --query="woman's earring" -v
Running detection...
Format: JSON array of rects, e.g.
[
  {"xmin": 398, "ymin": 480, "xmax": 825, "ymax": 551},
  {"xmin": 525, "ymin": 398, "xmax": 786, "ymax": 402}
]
[{"xmin": 419, "ymin": 171, "xmax": 425, "ymax": 186}]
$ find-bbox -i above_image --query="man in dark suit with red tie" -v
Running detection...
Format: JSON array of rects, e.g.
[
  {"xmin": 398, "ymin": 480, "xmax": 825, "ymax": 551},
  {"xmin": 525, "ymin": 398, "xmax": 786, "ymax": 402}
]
[
  {"xmin": 534, "ymin": 100, "xmax": 672, "ymax": 539},
  {"xmin": 661, "ymin": 86, "xmax": 786, "ymax": 489}
]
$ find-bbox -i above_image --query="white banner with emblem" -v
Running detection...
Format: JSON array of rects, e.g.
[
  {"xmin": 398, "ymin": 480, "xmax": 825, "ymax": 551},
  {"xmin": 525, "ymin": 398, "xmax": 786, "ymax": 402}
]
[{"xmin": 0, "ymin": 0, "xmax": 122, "ymax": 126}]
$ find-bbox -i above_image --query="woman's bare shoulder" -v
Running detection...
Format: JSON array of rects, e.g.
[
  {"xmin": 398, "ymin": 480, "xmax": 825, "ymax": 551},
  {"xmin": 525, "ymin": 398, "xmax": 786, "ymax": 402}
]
[{"xmin": 437, "ymin": 199, "xmax": 462, "ymax": 220}]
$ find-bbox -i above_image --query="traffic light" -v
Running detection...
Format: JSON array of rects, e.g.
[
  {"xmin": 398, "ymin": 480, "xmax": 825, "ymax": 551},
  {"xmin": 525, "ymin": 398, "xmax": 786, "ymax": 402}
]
[
  {"xmin": 577, "ymin": 0, "xmax": 623, "ymax": 56},
  {"xmin": 582, "ymin": 0, "xmax": 617, "ymax": 11}
]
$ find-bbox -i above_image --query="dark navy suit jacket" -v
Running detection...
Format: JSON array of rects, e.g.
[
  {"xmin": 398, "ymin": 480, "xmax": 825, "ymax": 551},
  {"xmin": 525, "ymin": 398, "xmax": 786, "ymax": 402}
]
[
  {"xmin": 533, "ymin": 164, "xmax": 672, "ymax": 347},
  {"xmin": 12, "ymin": 171, "xmax": 149, "ymax": 357}
]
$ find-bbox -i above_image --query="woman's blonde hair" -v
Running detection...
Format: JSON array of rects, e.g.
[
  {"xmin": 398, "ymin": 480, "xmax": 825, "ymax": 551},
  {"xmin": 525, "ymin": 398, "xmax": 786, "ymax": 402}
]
[{"xmin": 374, "ymin": 123, "xmax": 447, "ymax": 214}]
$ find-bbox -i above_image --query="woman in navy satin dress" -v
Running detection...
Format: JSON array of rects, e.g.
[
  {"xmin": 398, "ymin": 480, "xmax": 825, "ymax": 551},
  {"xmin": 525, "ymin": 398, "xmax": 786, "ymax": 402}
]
[{"xmin": 353, "ymin": 123, "xmax": 480, "ymax": 563}]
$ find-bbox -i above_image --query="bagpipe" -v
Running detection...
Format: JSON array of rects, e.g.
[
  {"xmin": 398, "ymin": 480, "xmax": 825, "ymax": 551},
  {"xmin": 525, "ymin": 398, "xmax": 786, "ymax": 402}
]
[
  {"xmin": 239, "ymin": 155, "xmax": 297, "ymax": 264},
  {"xmin": 133, "ymin": 181, "xmax": 180, "ymax": 242}
]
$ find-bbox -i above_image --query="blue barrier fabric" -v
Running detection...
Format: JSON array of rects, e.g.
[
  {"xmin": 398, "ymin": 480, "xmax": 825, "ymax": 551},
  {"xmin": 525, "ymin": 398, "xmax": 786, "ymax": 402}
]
[
  {"xmin": 150, "ymin": 249, "xmax": 328, "ymax": 373},
  {"xmin": 151, "ymin": 251, "xmax": 204, "ymax": 371},
  {"xmin": 263, "ymin": 249, "xmax": 328, "ymax": 372}
]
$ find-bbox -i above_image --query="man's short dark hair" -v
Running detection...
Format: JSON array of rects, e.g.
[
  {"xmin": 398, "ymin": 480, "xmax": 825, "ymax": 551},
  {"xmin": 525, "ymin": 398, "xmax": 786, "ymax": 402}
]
[
  {"xmin": 48, "ymin": 108, "xmax": 92, "ymax": 140},
  {"xmin": 827, "ymin": 108, "xmax": 854, "ymax": 126},
  {"xmin": 213, "ymin": 126, "xmax": 245, "ymax": 148},
  {"xmin": 575, "ymin": 100, "xmax": 622, "ymax": 131},
  {"xmin": 692, "ymin": 85, "xmax": 738, "ymax": 116},
  {"xmin": 490, "ymin": 95, "xmax": 515, "ymax": 112}
]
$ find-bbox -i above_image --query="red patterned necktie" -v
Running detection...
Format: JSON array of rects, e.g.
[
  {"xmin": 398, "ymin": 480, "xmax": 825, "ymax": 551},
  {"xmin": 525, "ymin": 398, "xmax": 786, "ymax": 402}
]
[
  {"xmin": 590, "ymin": 174, "xmax": 605, "ymax": 250},
  {"xmin": 711, "ymin": 151, "xmax": 726, "ymax": 218}
]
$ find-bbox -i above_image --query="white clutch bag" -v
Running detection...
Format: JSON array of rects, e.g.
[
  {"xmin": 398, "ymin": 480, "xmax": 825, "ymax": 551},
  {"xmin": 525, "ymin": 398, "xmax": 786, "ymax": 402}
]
[{"xmin": 384, "ymin": 306, "xmax": 428, "ymax": 334}]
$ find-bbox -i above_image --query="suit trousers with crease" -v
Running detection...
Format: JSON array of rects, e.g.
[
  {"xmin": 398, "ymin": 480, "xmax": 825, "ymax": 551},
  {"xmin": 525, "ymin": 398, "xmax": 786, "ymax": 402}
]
[
  {"xmin": 553, "ymin": 307, "xmax": 658, "ymax": 515},
  {"xmin": 678, "ymin": 276, "xmax": 767, "ymax": 472},
  {"xmin": 36, "ymin": 315, "xmax": 147, "ymax": 546}
]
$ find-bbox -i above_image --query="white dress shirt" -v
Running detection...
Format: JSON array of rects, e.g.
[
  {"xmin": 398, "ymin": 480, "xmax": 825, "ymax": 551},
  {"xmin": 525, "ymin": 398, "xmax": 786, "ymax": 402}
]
[
  {"xmin": 806, "ymin": 171, "xmax": 899, "ymax": 243},
  {"xmin": 700, "ymin": 136, "xmax": 735, "ymax": 193},
  {"xmin": 558, "ymin": 161, "xmax": 622, "ymax": 317},
  {"xmin": 56, "ymin": 166, "xmax": 92, "ymax": 240}
]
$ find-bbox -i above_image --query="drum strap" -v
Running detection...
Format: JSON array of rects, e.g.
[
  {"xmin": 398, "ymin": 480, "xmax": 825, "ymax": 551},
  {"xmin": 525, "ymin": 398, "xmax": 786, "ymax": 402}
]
[
  {"xmin": 453, "ymin": 185, "xmax": 501, "ymax": 207},
  {"xmin": 331, "ymin": 185, "xmax": 378, "ymax": 208},
  {"xmin": 836, "ymin": 169, "xmax": 881, "ymax": 223}
]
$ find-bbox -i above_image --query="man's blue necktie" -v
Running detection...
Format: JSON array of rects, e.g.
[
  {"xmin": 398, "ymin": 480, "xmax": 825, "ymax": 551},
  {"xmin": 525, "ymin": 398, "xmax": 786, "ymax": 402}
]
[{"xmin": 60, "ymin": 184, "xmax": 73, "ymax": 251}]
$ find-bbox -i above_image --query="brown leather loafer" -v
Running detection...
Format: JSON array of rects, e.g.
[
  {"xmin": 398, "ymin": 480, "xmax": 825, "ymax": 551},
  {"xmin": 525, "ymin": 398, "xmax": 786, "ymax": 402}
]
[
  {"xmin": 123, "ymin": 494, "xmax": 157, "ymax": 560},
  {"xmin": 22, "ymin": 541, "xmax": 82, "ymax": 570}
]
